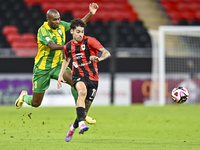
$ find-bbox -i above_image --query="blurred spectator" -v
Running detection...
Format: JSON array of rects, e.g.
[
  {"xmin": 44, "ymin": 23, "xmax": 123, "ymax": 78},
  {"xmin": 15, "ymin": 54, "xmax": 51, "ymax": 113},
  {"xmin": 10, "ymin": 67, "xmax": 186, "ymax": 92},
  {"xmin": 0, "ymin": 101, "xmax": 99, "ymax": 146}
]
[{"xmin": 178, "ymin": 60, "xmax": 200, "ymax": 104}]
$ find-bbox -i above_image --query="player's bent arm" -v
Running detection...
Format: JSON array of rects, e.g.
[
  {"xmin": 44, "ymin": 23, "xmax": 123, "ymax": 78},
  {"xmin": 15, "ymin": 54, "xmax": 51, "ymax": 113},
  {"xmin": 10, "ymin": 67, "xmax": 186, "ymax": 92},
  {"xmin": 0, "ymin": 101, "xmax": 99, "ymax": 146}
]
[
  {"xmin": 98, "ymin": 47, "xmax": 111, "ymax": 62},
  {"xmin": 47, "ymin": 41, "xmax": 64, "ymax": 50},
  {"xmin": 81, "ymin": 3, "xmax": 99, "ymax": 23},
  {"xmin": 57, "ymin": 57, "xmax": 71, "ymax": 88},
  {"xmin": 90, "ymin": 48, "xmax": 111, "ymax": 62}
]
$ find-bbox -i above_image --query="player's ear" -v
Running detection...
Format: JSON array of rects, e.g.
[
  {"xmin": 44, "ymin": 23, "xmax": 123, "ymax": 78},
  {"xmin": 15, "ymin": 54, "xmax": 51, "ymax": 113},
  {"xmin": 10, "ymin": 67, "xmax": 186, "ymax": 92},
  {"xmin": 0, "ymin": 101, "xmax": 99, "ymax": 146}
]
[{"xmin": 70, "ymin": 29, "xmax": 73, "ymax": 34}]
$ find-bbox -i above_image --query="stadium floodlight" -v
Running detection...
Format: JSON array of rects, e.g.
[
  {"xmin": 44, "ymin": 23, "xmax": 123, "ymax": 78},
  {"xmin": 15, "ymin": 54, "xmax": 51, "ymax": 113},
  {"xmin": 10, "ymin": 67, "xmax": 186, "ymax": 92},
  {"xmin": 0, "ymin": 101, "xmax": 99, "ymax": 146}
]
[{"xmin": 148, "ymin": 26, "xmax": 200, "ymax": 106}]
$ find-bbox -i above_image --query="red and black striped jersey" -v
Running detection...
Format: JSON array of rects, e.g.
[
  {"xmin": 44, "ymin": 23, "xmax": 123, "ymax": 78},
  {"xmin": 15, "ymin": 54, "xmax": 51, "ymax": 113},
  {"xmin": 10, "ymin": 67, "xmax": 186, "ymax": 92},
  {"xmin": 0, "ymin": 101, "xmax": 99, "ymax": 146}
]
[{"xmin": 64, "ymin": 36, "xmax": 103, "ymax": 81}]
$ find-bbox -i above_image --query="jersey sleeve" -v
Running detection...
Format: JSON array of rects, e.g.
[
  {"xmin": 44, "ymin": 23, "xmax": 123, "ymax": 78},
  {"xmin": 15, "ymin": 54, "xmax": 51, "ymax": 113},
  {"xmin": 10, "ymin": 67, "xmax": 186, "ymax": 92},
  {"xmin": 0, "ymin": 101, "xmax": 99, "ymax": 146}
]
[
  {"xmin": 87, "ymin": 37, "xmax": 103, "ymax": 51},
  {"xmin": 38, "ymin": 27, "xmax": 53, "ymax": 45},
  {"xmin": 60, "ymin": 21, "xmax": 71, "ymax": 32}
]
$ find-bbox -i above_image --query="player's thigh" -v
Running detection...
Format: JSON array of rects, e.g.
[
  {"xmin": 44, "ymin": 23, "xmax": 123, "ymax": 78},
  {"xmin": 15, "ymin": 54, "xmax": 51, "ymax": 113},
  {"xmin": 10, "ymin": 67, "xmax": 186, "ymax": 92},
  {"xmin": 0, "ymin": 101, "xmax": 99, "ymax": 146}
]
[
  {"xmin": 63, "ymin": 70, "xmax": 73, "ymax": 86},
  {"xmin": 51, "ymin": 64, "xmax": 73, "ymax": 86},
  {"xmin": 75, "ymin": 81, "xmax": 87, "ymax": 94},
  {"xmin": 32, "ymin": 67, "xmax": 51, "ymax": 93}
]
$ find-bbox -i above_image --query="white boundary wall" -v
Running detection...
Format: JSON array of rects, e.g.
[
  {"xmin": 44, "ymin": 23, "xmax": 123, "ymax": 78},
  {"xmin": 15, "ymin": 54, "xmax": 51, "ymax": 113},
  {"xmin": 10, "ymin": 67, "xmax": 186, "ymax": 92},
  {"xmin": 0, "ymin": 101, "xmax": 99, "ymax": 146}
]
[{"xmin": 0, "ymin": 73, "xmax": 152, "ymax": 106}]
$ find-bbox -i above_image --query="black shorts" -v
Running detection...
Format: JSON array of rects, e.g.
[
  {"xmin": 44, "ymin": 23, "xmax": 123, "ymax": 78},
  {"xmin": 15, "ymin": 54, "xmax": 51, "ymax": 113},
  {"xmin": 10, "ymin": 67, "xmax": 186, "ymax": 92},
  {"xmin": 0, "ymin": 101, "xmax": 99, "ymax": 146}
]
[{"xmin": 72, "ymin": 74, "xmax": 98, "ymax": 102}]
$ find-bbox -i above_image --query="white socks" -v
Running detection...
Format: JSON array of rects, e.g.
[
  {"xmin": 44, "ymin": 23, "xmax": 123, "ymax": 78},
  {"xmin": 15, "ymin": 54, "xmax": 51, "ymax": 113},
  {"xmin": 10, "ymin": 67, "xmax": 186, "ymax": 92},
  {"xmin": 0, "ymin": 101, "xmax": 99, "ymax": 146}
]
[{"xmin": 79, "ymin": 121, "xmax": 85, "ymax": 127}]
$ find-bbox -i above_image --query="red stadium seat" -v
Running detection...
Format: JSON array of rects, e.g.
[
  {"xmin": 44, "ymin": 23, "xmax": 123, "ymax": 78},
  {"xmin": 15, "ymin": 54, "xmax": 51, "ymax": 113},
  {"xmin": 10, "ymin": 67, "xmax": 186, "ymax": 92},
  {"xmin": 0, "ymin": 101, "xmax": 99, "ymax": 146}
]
[
  {"xmin": 78, "ymin": 2, "xmax": 89, "ymax": 11},
  {"xmin": 110, "ymin": 10, "xmax": 137, "ymax": 22},
  {"xmin": 64, "ymin": 2, "xmax": 77, "ymax": 13},
  {"xmin": 122, "ymin": 3, "xmax": 133, "ymax": 11},
  {"xmin": 61, "ymin": 0, "xmax": 75, "ymax": 2},
  {"xmin": 41, "ymin": 3, "xmax": 54, "ymax": 13},
  {"xmin": 195, "ymin": 10, "xmax": 200, "ymax": 20},
  {"xmin": 11, "ymin": 42, "xmax": 38, "ymax": 57},
  {"xmin": 183, "ymin": 0, "xmax": 197, "ymax": 2},
  {"xmin": 7, "ymin": 34, "xmax": 21, "ymax": 44},
  {"xmin": 176, "ymin": 2, "xmax": 189, "ymax": 11},
  {"xmin": 92, "ymin": 10, "xmax": 111, "ymax": 21},
  {"xmin": 14, "ymin": 49, "xmax": 38, "ymax": 57},
  {"xmin": 114, "ymin": 0, "xmax": 128, "ymax": 3},
  {"xmin": 188, "ymin": 2, "xmax": 200, "ymax": 11},
  {"xmin": 101, "ymin": 0, "xmax": 114, "ymax": 2},
  {"xmin": 167, "ymin": 10, "xmax": 183, "ymax": 24},
  {"xmin": 96, "ymin": 3, "xmax": 106, "ymax": 11},
  {"xmin": 126, "ymin": 11, "xmax": 138, "ymax": 21},
  {"xmin": 103, "ymin": 3, "xmax": 117, "ymax": 11},
  {"xmin": 73, "ymin": 10, "xmax": 89, "ymax": 19},
  {"xmin": 54, "ymin": 2, "xmax": 66, "ymax": 13},
  {"xmin": 11, "ymin": 42, "xmax": 25, "ymax": 50},
  {"xmin": 24, "ymin": 0, "xmax": 41, "ymax": 6},
  {"xmin": 21, "ymin": 33, "xmax": 36, "ymax": 43},
  {"xmin": 25, "ymin": 42, "xmax": 38, "ymax": 48},
  {"xmin": 161, "ymin": 2, "xmax": 177, "ymax": 12},
  {"xmin": 159, "ymin": 0, "xmax": 170, "ymax": 3},
  {"xmin": 182, "ymin": 11, "xmax": 196, "ymax": 21},
  {"xmin": 2, "ymin": 26, "xmax": 18, "ymax": 37},
  {"xmin": 170, "ymin": 0, "xmax": 180, "ymax": 3}
]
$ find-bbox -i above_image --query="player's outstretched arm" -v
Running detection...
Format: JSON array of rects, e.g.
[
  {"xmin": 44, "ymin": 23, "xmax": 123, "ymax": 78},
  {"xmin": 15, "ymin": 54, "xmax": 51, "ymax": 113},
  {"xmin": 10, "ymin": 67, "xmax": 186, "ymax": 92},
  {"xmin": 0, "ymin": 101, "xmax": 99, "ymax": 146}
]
[
  {"xmin": 47, "ymin": 41, "xmax": 64, "ymax": 50},
  {"xmin": 90, "ymin": 47, "xmax": 111, "ymax": 62},
  {"xmin": 81, "ymin": 3, "xmax": 99, "ymax": 23},
  {"xmin": 57, "ymin": 57, "xmax": 71, "ymax": 88}
]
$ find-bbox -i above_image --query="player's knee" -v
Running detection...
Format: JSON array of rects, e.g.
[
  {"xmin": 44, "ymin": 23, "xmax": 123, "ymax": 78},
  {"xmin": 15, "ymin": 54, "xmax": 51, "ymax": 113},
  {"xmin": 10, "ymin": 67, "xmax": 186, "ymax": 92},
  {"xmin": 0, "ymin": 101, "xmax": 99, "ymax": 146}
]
[
  {"xmin": 63, "ymin": 72, "xmax": 73, "ymax": 86},
  {"xmin": 78, "ymin": 90, "xmax": 87, "ymax": 97}
]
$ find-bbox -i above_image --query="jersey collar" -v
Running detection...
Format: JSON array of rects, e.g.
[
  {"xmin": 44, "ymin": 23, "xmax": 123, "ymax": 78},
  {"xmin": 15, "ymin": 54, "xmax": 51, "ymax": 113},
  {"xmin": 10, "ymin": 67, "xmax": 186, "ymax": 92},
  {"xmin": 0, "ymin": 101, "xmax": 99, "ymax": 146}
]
[{"xmin": 43, "ymin": 22, "xmax": 60, "ymax": 31}]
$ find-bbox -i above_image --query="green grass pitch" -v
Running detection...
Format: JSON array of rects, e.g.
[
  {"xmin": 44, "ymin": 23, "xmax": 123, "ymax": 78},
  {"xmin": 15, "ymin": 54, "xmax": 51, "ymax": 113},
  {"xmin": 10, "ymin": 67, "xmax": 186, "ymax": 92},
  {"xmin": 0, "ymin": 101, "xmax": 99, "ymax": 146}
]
[{"xmin": 0, "ymin": 105, "xmax": 200, "ymax": 150}]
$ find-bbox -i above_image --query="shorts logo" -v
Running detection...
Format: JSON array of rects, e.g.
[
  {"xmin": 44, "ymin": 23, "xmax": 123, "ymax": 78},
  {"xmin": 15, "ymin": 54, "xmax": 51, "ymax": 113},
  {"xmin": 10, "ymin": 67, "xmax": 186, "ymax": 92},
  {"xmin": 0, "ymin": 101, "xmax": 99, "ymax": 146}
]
[
  {"xmin": 77, "ymin": 78, "xmax": 81, "ymax": 81},
  {"xmin": 89, "ymin": 89, "xmax": 97, "ymax": 100}
]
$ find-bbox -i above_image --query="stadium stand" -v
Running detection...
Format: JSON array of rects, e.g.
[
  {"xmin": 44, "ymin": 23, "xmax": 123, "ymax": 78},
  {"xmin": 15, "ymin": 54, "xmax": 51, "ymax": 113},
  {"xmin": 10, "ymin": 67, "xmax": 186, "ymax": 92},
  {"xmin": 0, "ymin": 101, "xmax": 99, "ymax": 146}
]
[
  {"xmin": 158, "ymin": 0, "xmax": 200, "ymax": 25},
  {"xmin": 0, "ymin": 0, "xmax": 151, "ymax": 57}
]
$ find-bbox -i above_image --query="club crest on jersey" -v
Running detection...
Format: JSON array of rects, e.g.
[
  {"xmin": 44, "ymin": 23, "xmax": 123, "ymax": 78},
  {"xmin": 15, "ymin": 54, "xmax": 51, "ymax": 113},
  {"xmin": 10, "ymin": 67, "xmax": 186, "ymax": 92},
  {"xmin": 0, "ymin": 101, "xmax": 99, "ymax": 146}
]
[
  {"xmin": 81, "ymin": 44, "xmax": 85, "ymax": 50},
  {"xmin": 58, "ymin": 29, "xmax": 62, "ymax": 35}
]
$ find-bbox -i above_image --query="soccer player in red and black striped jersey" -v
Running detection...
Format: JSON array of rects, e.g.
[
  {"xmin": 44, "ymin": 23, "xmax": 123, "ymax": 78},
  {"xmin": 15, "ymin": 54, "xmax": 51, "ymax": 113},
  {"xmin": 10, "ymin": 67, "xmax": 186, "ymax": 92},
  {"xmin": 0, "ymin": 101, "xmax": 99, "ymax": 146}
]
[
  {"xmin": 57, "ymin": 18, "xmax": 110, "ymax": 141},
  {"xmin": 15, "ymin": 3, "xmax": 99, "ymax": 125}
]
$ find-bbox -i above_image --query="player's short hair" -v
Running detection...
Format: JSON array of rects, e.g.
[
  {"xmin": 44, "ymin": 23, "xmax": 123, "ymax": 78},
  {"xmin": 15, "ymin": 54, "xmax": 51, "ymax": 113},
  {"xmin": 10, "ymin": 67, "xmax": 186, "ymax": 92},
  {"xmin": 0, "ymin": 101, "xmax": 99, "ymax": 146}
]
[
  {"xmin": 46, "ymin": 9, "xmax": 59, "ymax": 19},
  {"xmin": 70, "ymin": 18, "xmax": 87, "ymax": 30}
]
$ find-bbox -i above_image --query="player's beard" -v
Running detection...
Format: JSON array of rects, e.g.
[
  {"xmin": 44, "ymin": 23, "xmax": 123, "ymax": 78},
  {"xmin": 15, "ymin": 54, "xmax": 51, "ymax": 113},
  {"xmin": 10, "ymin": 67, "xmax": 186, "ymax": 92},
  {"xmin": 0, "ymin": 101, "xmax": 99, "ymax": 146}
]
[{"xmin": 54, "ymin": 23, "xmax": 59, "ymax": 29}]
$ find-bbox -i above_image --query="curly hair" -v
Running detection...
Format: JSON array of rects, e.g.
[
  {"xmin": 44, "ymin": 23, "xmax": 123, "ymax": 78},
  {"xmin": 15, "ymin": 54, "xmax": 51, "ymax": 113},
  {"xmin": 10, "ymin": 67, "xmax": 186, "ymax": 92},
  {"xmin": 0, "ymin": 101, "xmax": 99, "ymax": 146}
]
[{"xmin": 70, "ymin": 18, "xmax": 87, "ymax": 30}]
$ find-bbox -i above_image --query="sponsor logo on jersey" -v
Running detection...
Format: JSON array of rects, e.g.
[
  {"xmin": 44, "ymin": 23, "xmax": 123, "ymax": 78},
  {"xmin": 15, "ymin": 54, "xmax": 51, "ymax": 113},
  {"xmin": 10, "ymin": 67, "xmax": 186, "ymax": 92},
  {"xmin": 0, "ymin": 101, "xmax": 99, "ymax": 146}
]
[
  {"xmin": 45, "ymin": 37, "xmax": 51, "ymax": 42},
  {"xmin": 73, "ymin": 61, "xmax": 78, "ymax": 68},
  {"xmin": 73, "ymin": 53, "xmax": 84, "ymax": 59},
  {"xmin": 73, "ymin": 61, "xmax": 92, "ymax": 68}
]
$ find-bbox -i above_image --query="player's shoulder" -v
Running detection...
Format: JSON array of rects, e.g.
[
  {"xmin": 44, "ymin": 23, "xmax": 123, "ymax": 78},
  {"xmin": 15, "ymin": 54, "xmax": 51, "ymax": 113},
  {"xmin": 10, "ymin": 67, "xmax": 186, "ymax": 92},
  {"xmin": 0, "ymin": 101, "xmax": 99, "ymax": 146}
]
[
  {"xmin": 60, "ymin": 21, "xmax": 70, "ymax": 27},
  {"xmin": 85, "ymin": 36, "xmax": 96, "ymax": 40},
  {"xmin": 66, "ymin": 40, "xmax": 72, "ymax": 45},
  {"xmin": 85, "ymin": 36, "xmax": 98, "ymax": 42},
  {"xmin": 64, "ymin": 40, "xmax": 72, "ymax": 49},
  {"xmin": 38, "ymin": 23, "xmax": 48, "ymax": 32}
]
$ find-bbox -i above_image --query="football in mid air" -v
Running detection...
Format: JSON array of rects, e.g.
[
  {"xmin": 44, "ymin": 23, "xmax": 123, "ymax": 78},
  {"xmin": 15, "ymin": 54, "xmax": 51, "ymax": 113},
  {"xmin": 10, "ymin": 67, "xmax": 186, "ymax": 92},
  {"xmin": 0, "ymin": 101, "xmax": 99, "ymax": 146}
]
[{"xmin": 171, "ymin": 87, "xmax": 189, "ymax": 104}]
